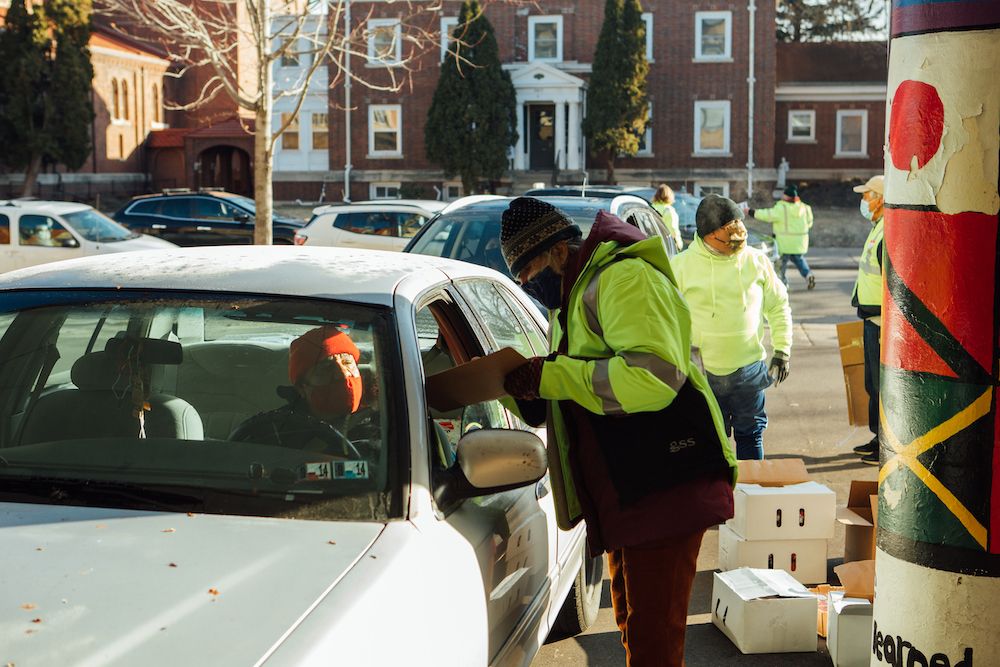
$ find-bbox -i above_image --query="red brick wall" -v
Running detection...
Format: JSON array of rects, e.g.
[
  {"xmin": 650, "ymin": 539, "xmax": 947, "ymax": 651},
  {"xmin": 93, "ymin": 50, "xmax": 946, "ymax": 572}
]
[{"xmin": 775, "ymin": 100, "xmax": 885, "ymax": 172}]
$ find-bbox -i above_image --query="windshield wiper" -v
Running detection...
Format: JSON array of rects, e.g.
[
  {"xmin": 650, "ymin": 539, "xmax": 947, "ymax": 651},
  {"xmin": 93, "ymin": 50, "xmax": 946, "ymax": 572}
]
[{"xmin": 0, "ymin": 477, "xmax": 208, "ymax": 512}]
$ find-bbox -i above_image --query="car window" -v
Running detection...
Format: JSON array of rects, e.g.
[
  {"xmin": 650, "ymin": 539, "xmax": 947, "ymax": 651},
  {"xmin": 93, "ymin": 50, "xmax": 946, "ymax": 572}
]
[
  {"xmin": 160, "ymin": 197, "xmax": 192, "ymax": 219},
  {"xmin": 399, "ymin": 213, "xmax": 426, "ymax": 238},
  {"xmin": 457, "ymin": 280, "xmax": 535, "ymax": 359},
  {"xmin": 19, "ymin": 215, "xmax": 78, "ymax": 248},
  {"xmin": 0, "ymin": 214, "xmax": 9, "ymax": 245},
  {"xmin": 496, "ymin": 285, "xmax": 548, "ymax": 355},
  {"xmin": 191, "ymin": 197, "xmax": 231, "ymax": 220},
  {"xmin": 333, "ymin": 211, "xmax": 397, "ymax": 236},
  {"xmin": 0, "ymin": 292, "xmax": 403, "ymax": 522},
  {"xmin": 128, "ymin": 200, "xmax": 161, "ymax": 216},
  {"xmin": 63, "ymin": 209, "xmax": 135, "ymax": 242}
]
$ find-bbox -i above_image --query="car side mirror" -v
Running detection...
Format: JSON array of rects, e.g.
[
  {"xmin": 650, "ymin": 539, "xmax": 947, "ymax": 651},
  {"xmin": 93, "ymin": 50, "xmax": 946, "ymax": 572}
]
[
  {"xmin": 234, "ymin": 212, "xmax": 251, "ymax": 223},
  {"xmin": 433, "ymin": 429, "xmax": 547, "ymax": 509},
  {"xmin": 60, "ymin": 237, "xmax": 80, "ymax": 248}
]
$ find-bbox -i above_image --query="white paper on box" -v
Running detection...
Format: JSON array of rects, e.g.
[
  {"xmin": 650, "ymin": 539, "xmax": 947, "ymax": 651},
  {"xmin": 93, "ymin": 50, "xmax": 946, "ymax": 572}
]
[
  {"xmin": 717, "ymin": 524, "xmax": 828, "ymax": 585},
  {"xmin": 711, "ymin": 568, "xmax": 818, "ymax": 654},
  {"xmin": 728, "ymin": 481, "xmax": 836, "ymax": 541},
  {"xmin": 828, "ymin": 591, "xmax": 873, "ymax": 667}
]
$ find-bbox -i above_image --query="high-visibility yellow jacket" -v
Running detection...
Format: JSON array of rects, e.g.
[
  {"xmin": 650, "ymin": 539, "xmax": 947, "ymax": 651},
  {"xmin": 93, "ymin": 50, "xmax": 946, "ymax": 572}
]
[
  {"xmin": 852, "ymin": 216, "xmax": 884, "ymax": 317},
  {"xmin": 670, "ymin": 236, "xmax": 793, "ymax": 376},
  {"xmin": 652, "ymin": 201, "xmax": 683, "ymax": 249},
  {"xmin": 753, "ymin": 199, "xmax": 814, "ymax": 255}
]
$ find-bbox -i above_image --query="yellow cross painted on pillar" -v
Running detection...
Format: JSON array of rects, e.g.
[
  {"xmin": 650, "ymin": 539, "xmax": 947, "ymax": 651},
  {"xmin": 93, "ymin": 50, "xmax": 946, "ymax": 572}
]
[{"xmin": 878, "ymin": 388, "xmax": 993, "ymax": 550}]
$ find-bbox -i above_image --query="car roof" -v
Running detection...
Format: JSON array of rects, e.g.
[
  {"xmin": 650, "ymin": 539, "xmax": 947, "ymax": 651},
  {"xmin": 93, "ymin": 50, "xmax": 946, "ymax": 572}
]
[
  {"xmin": 438, "ymin": 195, "xmax": 635, "ymax": 215},
  {"xmin": 311, "ymin": 199, "xmax": 447, "ymax": 215},
  {"xmin": 0, "ymin": 199, "xmax": 93, "ymax": 216},
  {"xmin": 0, "ymin": 246, "xmax": 494, "ymax": 307}
]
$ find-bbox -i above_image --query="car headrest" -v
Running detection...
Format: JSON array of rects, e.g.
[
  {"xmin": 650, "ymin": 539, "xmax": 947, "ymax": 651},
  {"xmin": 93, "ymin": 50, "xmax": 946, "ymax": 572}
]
[
  {"xmin": 71, "ymin": 351, "xmax": 122, "ymax": 391},
  {"xmin": 105, "ymin": 336, "xmax": 183, "ymax": 365}
]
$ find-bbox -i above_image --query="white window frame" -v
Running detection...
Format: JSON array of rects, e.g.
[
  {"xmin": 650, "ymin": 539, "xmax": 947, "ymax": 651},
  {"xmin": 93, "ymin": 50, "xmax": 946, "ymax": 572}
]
[
  {"xmin": 694, "ymin": 11, "xmax": 732, "ymax": 61},
  {"xmin": 279, "ymin": 37, "xmax": 302, "ymax": 68},
  {"xmin": 440, "ymin": 17, "xmax": 459, "ymax": 61},
  {"xmin": 528, "ymin": 15, "xmax": 563, "ymax": 63},
  {"xmin": 370, "ymin": 182, "xmax": 401, "ymax": 200},
  {"xmin": 693, "ymin": 100, "xmax": 731, "ymax": 155},
  {"xmin": 636, "ymin": 103, "xmax": 653, "ymax": 157},
  {"xmin": 442, "ymin": 182, "xmax": 463, "ymax": 201},
  {"xmin": 367, "ymin": 18, "xmax": 402, "ymax": 66},
  {"xmin": 368, "ymin": 104, "xmax": 402, "ymax": 157},
  {"xmin": 787, "ymin": 109, "xmax": 816, "ymax": 142},
  {"xmin": 311, "ymin": 112, "xmax": 329, "ymax": 151},
  {"xmin": 642, "ymin": 13, "xmax": 654, "ymax": 62},
  {"xmin": 836, "ymin": 109, "xmax": 868, "ymax": 157},
  {"xmin": 695, "ymin": 181, "xmax": 730, "ymax": 198}
]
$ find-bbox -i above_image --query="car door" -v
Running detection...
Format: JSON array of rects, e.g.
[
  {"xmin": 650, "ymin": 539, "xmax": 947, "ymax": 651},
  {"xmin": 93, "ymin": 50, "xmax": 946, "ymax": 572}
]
[
  {"xmin": 189, "ymin": 196, "xmax": 246, "ymax": 245},
  {"xmin": 416, "ymin": 293, "xmax": 551, "ymax": 665},
  {"xmin": 10, "ymin": 213, "xmax": 85, "ymax": 270},
  {"xmin": 118, "ymin": 199, "xmax": 163, "ymax": 237},
  {"xmin": 340, "ymin": 210, "xmax": 404, "ymax": 252},
  {"xmin": 156, "ymin": 197, "xmax": 199, "ymax": 246}
]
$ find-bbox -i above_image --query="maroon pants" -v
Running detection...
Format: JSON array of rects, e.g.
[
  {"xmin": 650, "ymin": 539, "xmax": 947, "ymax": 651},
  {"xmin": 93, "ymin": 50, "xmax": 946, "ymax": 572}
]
[{"xmin": 607, "ymin": 529, "xmax": 706, "ymax": 667}]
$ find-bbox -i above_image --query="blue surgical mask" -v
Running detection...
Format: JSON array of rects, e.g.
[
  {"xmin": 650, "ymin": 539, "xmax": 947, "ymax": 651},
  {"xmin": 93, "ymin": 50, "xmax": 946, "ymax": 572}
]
[
  {"xmin": 523, "ymin": 266, "xmax": 563, "ymax": 310},
  {"xmin": 860, "ymin": 198, "xmax": 875, "ymax": 222}
]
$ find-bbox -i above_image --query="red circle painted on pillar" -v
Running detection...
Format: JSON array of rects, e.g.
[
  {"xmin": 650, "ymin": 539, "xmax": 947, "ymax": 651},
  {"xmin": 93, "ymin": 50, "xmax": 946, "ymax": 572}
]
[{"xmin": 889, "ymin": 80, "xmax": 945, "ymax": 171}]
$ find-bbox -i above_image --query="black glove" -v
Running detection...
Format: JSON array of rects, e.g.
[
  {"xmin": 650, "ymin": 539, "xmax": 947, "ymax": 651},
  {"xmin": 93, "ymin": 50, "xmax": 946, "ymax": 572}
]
[
  {"xmin": 503, "ymin": 356, "xmax": 546, "ymax": 401},
  {"xmin": 768, "ymin": 351, "xmax": 790, "ymax": 386},
  {"xmin": 748, "ymin": 208, "xmax": 756, "ymax": 217}
]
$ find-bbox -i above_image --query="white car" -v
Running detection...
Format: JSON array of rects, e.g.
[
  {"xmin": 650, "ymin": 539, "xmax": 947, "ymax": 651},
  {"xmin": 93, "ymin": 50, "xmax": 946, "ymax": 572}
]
[
  {"xmin": 294, "ymin": 200, "xmax": 447, "ymax": 252},
  {"xmin": 0, "ymin": 246, "xmax": 601, "ymax": 666},
  {"xmin": 0, "ymin": 199, "xmax": 175, "ymax": 272}
]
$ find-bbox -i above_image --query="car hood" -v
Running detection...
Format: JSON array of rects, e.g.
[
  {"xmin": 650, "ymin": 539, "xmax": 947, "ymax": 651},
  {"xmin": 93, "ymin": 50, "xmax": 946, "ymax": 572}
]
[
  {"xmin": 1, "ymin": 502, "xmax": 384, "ymax": 666},
  {"xmin": 273, "ymin": 216, "xmax": 305, "ymax": 227},
  {"xmin": 97, "ymin": 234, "xmax": 177, "ymax": 251}
]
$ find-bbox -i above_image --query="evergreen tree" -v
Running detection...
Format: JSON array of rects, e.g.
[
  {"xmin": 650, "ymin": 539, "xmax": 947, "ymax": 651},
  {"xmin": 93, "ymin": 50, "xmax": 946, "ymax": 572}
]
[
  {"xmin": 425, "ymin": 0, "xmax": 517, "ymax": 194},
  {"xmin": 0, "ymin": 0, "xmax": 94, "ymax": 196},
  {"xmin": 583, "ymin": 0, "xmax": 648, "ymax": 184},
  {"xmin": 777, "ymin": 0, "xmax": 885, "ymax": 42}
]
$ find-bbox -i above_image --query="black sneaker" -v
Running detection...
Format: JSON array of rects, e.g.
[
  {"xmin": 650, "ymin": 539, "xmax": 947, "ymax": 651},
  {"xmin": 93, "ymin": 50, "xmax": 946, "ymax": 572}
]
[
  {"xmin": 807, "ymin": 274, "xmax": 816, "ymax": 290},
  {"xmin": 853, "ymin": 438, "xmax": 877, "ymax": 455},
  {"xmin": 860, "ymin": 451, "xmax": 880, "ymax": 466}
]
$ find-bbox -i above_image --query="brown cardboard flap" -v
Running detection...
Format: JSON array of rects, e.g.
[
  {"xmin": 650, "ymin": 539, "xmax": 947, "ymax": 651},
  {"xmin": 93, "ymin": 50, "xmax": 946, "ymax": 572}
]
[
  {"xmin": 836, "ymin": 507, "xmax": 874, "ymax": 527},
  {"xmin": 836, "ymin": 321, "xmax": 865, "ymax": 366},
  {"xmin": 834, "ymin": 560, "xmax": 875, "ymax": 601},
  {"xmin": 425, "ymin": 348, "xmax": 527, "ymax": 412},
  {"xmin": 737, "ymin": 458, "xmax": 810, "ymax": 486},
  {"xmin": 846, "ymin": 480, "xmax": 878, "ymax": 509},
  {"xmin": 870, "ymin": 493, "xmax": 879, "ymax": 529}
]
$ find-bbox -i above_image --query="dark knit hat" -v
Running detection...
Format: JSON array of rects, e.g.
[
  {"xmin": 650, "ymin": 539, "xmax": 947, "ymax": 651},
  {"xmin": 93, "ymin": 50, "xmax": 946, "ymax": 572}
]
[
  {"xmin": 500, "ymin": 197, "xmax": 581, "ymax": 275},
  {"xmin": 696, "ymin": 194, "xmax": 745, "ymax": 238},
  {"xmin": 784, "ymin": 184, "xmax": 799, "ymax": 198}
]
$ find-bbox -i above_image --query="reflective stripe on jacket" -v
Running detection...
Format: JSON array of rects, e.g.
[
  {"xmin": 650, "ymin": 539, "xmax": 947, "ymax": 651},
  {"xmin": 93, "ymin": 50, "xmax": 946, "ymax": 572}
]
[
  {"xmin": 670, "ymin": 237, "xmax": 793, "ymax": 376},
  {"xmin": 853, "ymin": 217, "xmax": 885, "ymax": 308},
  {"xmin": 753, "ymin": 200, "xmax": 814, "ymax": 255}
]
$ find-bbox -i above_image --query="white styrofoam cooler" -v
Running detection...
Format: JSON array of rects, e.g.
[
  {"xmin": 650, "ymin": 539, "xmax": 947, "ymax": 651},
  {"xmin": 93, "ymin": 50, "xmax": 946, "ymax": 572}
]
[
  {"xmin": 718, "ymin": 523, "xmax": 828, "ymax": 585},
  {"xmin": 727, "ymin": 481, "xmax": 836, "ymax": 541},
  {"xmin": 711, "ymin": 568, "xmax": 818, "ymax": 654}
]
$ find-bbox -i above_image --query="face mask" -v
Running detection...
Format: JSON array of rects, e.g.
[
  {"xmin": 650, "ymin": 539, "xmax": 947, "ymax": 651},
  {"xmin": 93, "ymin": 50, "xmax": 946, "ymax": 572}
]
[
  {"xmin": 860, "ymin": 198, "xmax": 875, "ymax": 222},
  {"xmin": 523, "ymin": 266, "xmax": 563, "ymax": 310},
  {"xmin": 709, "ymin": 221, "xmax": 748, "ymax": 255}
]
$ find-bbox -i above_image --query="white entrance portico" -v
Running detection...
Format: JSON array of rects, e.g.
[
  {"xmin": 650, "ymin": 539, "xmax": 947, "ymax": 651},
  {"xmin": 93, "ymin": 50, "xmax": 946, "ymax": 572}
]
[{"xmin": 507, "ymin": 62, "xmax": 586, "ymax": 172}]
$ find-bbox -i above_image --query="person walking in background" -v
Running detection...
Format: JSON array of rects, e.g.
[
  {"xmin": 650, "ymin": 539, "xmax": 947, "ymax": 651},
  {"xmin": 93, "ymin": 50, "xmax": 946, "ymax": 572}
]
[
  {"xmin": 497, "ymin": 197, "xmax": 736, "ymax": 667},
  {"xmin": 750, "ymin": 184, "xmax": 816, "ymax": 289},
  {"xmin": 672, "ymin": 195, "xmax": 793, "ymax": 460},
  {"xmin": 651, "ymin": 184, "xmax": 683, "ymax": 250},
  {"xmin": 850, "ymin": 175, "xmax": 885, "ymax": 466}
]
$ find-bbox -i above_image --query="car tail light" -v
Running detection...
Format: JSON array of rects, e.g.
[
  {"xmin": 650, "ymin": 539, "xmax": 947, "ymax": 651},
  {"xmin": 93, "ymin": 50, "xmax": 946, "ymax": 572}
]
[{"xmin": 294, "ymin": 233, "xmax": 308, "ymax": 246}]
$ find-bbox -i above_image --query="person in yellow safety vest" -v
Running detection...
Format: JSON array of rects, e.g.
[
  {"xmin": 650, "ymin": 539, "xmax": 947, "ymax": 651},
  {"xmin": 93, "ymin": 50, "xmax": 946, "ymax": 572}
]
[
  {"xmin": 749, "ymin": 184, "xmax": 816, "ymax": 290},
  {"xmin": 850, "ymin": 175, "xmax": 885, "ymax": 466},
  {"xmin": 671, "ymin": 195, "xmax": 793, "ymax": 460},
  {"xmin": 651, "ymin": 183, "xmax": 683, "ymax": 250},
  {"xmin": 496, "ymin": 197, "xmax": 736, "ymax": 667}
]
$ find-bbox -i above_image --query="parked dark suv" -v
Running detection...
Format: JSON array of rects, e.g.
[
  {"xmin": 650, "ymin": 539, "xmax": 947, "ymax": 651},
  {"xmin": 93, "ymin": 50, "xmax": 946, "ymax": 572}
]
[{"xmin": 113, "ymin": 190, "xmax": 305, "ymax": 245}]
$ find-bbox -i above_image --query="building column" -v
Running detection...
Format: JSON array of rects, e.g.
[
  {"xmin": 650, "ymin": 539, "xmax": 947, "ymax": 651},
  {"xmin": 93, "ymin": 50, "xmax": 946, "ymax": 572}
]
[
  {"xmin": 873, "ymin": 2, "xmax": 1000, "ymax": 665},
  {"xmin": 567, "ymin": 101, "xmax": 580, "ymax": 170},
  {"xmin": 554, "ymin": 101, "xmax": 567, "ymax": 170},
  {"xmin": 514, "ymin": 103, "xmax": 525, "ymax": 171}
]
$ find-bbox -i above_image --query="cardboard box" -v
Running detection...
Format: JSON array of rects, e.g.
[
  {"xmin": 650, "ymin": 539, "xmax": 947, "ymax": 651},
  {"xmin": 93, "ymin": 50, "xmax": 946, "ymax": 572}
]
[
  {"xmin": 425, "ymin": 348, "xmax": 526, "ymax": 412},
  {"xmin": 827, "ymin": 592, "xmax": 874, "ymax": 667},
  {"xmin": 728, "ymin": 481, "xmax": 836, "ymax": 541},
  {"xmin": 808, "ymin": 584, "xmax": 845, "ymax": 638},
  {"xmin": 737, "ymin": 458, "xmax": 810, "ymax": 486},
  {"xmin": 711, "ymin": 568, "xmax": 819, "ymax": 654},
  {"xmin": 718, "ymin": 524, "xmax": 828, "ymax": 585},
  {"xmin": 837, "ymin": 320, "xmax": 870, "ymax": 426},
  {"xmin": 837, "ymin": 481, "xmax": 878, "ymax": 563}
]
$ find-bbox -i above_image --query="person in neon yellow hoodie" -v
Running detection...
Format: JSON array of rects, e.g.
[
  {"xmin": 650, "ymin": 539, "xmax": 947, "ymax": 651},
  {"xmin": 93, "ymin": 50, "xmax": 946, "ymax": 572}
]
[{"xmin": 671, "ymin": 194, "xmax": 793, "ymax": 459}]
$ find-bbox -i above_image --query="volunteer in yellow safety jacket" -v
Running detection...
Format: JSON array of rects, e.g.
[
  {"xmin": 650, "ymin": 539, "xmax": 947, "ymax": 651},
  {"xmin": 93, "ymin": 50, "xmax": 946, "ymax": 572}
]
[
  {"xmin": 671, "ymin": 195, "xmax": 793, "ymax": 460},
  {"xmin": 497, "ymin": 197, "xmax": 736, "ymax": 667},
  {"xmin": 850, "ymin": 175, "xmax": 885, "ymax": 466},
  {"xmin": 651, "ymin": 183, "xmax": 683, "ymax": 250},
  {"xmin": 750, "ymin": 184, "xmax": 816, "ymax": 289}
]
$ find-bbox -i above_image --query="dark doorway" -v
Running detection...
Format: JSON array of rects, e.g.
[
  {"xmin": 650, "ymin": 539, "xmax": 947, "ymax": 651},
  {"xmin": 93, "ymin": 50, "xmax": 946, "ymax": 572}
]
[
  {"xmin": 528, "ymin": 104, "xmax": 556, "ymax": 171},
  {"xmin": 197, "ymin": 146, "xmax": 251, "ymax": 196}
]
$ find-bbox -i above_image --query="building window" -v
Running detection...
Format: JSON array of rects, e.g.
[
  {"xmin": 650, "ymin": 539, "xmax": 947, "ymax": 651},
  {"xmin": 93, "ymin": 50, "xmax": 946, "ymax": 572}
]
[
  {"xmin": 528, "ymin": 16, "xmax": 563, "ymax": 62},
  {"xmin": 281, "ymin": 112, "xmax": 300, "ymax": 150},
  {"xmin": 152, "ymin": 85, "xmax": 161, "ymax": 124},
  {"xmin": 118, "ymin": 135, "xmax": 125, "ymax": 160},
  {"xmin": 642, "ymin": 13, "xmax": 653, "ymax": 62},
  {"xmin": 443, "ymin": 182, "xmax": 463, "ymax": 201},
  {"xmin": 695, "ymin": 181, "xmax": 730, "ymax": 197},
  {"xmin": 695, "ymin": 11, "xmax": 731, "ymax": 61},
  {"xmin": 694, "ymin": 100, "xmax": 730, "ymax": 155},
  {"xmin": 836, "ymin": 109, "xmax": 868, "ymax": 156},
  {"xmin": 370, "ymin": 182, "xmax": 401, "ymax": 199},
  {"xmin": 368, "ymin": 19, "xmax": 402, "ymax": 65},
  {"xmin": 787, "ymin": 109, "xmax": 816, "ymax": 142},
  {"xmin": 369, "ymin": 105, "xmax": 402, "ymax": 156},
  {"xmin": 280, "ymin": 38, "xmax": 301, "ymax": 67},
  {"xmin": 440, "ymin": 16, "xmax": 459, "ymax": 60},
  {"xmin": 637, "ymin": 103, "xmax": 652, "ymax": 156},
  {"xmin": 122, "ymin": 80, "xmax": 129, "ymax": 121},
  {"xmin": 111, "ymin": 80, "xmax": 120, "ymax": 120},
  {"xmin": 312, "ymin": 112, "xmax": 329, "ymax": 150}
]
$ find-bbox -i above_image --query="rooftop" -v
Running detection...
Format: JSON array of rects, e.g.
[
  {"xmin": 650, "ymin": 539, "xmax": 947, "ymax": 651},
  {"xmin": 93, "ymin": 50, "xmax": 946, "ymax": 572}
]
[{"xmin": 776, "ymin": 41, "xmax": 888, "ymax": 85}]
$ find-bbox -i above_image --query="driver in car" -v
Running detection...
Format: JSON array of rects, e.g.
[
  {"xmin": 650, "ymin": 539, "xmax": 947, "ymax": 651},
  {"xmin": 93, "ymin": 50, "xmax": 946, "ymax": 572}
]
[{"xmin": 230, "ymin": 326, "xmax": 363, "ymax": 456}]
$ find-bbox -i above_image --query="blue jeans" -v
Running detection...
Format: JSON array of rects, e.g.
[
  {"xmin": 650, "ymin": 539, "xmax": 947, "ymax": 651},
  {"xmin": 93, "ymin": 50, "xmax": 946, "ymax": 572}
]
[
  {"xmin": 706, "ymin": 360, "xmax": 773, "ymax": 460},
  {"xmin": 779, "ymin": 254, "xmax": 812, "ymax": 285}
]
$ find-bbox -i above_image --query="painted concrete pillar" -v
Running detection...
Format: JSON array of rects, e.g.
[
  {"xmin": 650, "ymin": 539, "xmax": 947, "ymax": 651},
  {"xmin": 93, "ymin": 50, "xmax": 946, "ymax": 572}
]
[
  {"xmin": 554, "ymin": 101, "xmax": 567, "ymax": 170},
  {"xmin": 567, "ymin": 101, "xmax": 580, "ymax": 170},
  {"xmin": 874, "ymin": 2, "xmax": 1000, "ymax": 666},
  {"xmin": 514, "ymin": 104, "xmax": 526, "ymax": 171}
]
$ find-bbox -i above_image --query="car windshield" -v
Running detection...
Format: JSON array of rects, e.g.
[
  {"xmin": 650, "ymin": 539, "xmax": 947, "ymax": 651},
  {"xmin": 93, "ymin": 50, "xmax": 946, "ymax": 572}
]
[
  {"xmin": 408, "ymin": 203, "xmax": 604, "ymax": 277},
  {"xmin": 63, "ymin": 209, "xmax": 138, "ymax": 242},
  {"xmin": 0, "ymin": 290, "xmax": 403, "ymax": 522},
  {"xmin": 227, "ymin": 196, "xmax": 256, "ymax": 214}
]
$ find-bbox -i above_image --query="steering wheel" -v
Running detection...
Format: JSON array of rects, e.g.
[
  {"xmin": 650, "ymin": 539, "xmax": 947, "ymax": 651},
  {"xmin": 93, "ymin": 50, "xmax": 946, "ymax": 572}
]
[
  {"xmin": 229, "ymin": 410, "xmax": 363, "ymax": 460},
  {"xmin": 297, "ymin": 413, "xmax": 364, "ymax": 460}
]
